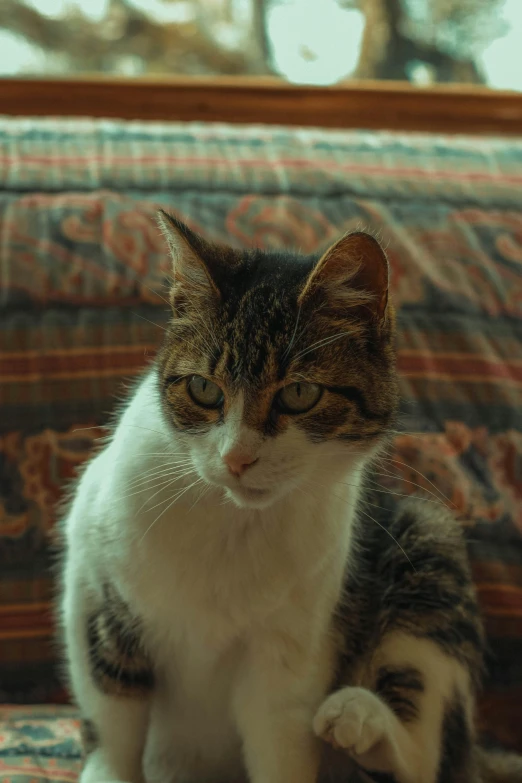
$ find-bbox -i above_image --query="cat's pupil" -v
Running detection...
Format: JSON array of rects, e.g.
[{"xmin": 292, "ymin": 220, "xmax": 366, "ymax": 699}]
[
  {"xmin": 277, "ymin": 382, "xmax": 322, "ymax": 415},
  {"xmin": 187, "ymin": 375, "xmax": 223, "ymax": 408}
]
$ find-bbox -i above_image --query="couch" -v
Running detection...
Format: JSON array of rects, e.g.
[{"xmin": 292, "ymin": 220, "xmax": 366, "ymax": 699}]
[{"xmin": 1, "ymin": 117, "xmax": 521, "ymax": 781}]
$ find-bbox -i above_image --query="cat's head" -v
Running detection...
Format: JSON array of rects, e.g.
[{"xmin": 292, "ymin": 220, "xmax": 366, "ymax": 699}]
[{"xmin": 156, "ymin": 211, "xmax": 398, "ymax": 509}]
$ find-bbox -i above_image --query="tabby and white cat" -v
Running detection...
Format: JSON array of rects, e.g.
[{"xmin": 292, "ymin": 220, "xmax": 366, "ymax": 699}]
[{"xmin": 61, "ymin": 213, "xmax": 522, "ymax": 783}]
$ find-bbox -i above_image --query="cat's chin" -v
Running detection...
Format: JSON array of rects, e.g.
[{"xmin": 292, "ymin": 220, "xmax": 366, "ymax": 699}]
[{"xmin": 224, "ymin": 485, "xmax": 281, "ymax": 510}]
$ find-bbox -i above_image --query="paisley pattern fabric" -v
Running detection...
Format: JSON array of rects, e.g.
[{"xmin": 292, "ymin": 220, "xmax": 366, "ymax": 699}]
[
  {"xmin": 0, "ymin": 706, "xmax": 81, "ymax": 782},
  {"xmin": 0, "ymin": 120, "xmax": 521, "ymax": 764}
]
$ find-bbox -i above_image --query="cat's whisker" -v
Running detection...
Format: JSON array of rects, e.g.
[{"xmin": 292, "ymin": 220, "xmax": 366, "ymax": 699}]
[
  {"xmin": 303, "ymin": 479, "xmax": 417, "ymax": 573},
  {"xmin": 138, "ymin": 477, "xmax": 204, "ymax": 544},
  {"xmin": 130, "ymin": 451, "xmax": 188, "ymax": 457},
  {"xmin": 143, "ymin": 473, "xmax": 202, "ymax": 513},
  {"xmin": 369, "ymin": 467, "xmax": 449, "ymax": 506},
  {"xmin": 125, "ymin": 461, "xmax": 194, "ymax": 479},
  {"xmin": 386, "ymin": 429, "xmax": 430, "ymax": 441},
  {"xmin": 189, "ymin": 323, "xmax": 218, "ymax": 362},
  {"xmin": 282, "ymin": 302, "xmax": 302, "ymax": 361},
  {"xmin": 130, "ymin": 452, "xmax": 192, "ymax": 465},
  {"xmin": 137, "ymin": 279, "xmax": 172, "ymax": 307},
  {"xmin": 138, "ymin": 470, "xmax": 198, "ymax": 513},
  {"xmin": 287, "ymin": 300, "xmax": 329, "ymax": 356},
  {"xmin": 202, "ymin": 319, "xmax": 221, "ymax": 355},
  {"xmin": 117, "ymin": 480, "xmax": 181, "ymax": 505},
  {"xmin": 193, "ymin": 306, "xmax": 221, "ymax": 353},
  {"xmin": 125, "ymin": 463, "xmax": 193, "ymax": 486},
  {"xmin": 373, "ymin": 445, "xmax": 448, "ymax": 485},
  {"xmin": 287, "ymin": 370, "xmax": 315, "ymax": 384},
  {"xmin": 185, "ymin": 481, "xmax": 211, "ymax": 515},
  {"xmin": 376, "ymin": 456, "xmax": 456, "ymax": 507},
  {"xmin": 365, "ymin": 481, "xmax": 443, "ymax": 505},
  {"xmin": 180, "ymin": 316, "xmax": 221, "ymax": 361},
  {"xmin": 356, "ymin": 505, "xmax": 417, "ymax": 573},
  {"xmin": 124, "ymin": 471, "xmax": 194, "ymax": 497},
  {"xmin": 74, "ymin": 424, "xmax": 170, "ymax": 439},
  {"xmin": 132, "ymin": 312, "xmax": 168, "ymax": 332},
  {"xmin": 315, "ymin": 469, "xmax": 442, "ymax": 506},
  {"xmin": 292, "ymin": 330, "xmax": 353, "ymax": 362},
  {"xmin": 122, "ymin": 457, "xmax": 192, "ymax": 486},
  {"xmin": 72, "ymin": 426, "xmax": 107, "ymax": 434},
  {"xmin": 117, "ymin": 470, "xmax": 195, "ymax": 502},
  {"xmin": 125, "ymin": 454, "xmax": 192, "ymax": 470},
  {"xmin": 122, "ymin": 462, "xmax": 194, "ymax": 492},
  {"xmin": 315, "ymin": 474, "xmax": 424, "ymax": 518},
  {"xmin": 126, "ymin": 457, "xmax": 192, "ymax": 475},
  {"xmin": 371, "ymin": 458, "xmax": 454, "ymax": 507},
  {"xmin": 296, "ymin": 481, "xmax": 417, "ymax": 575}
]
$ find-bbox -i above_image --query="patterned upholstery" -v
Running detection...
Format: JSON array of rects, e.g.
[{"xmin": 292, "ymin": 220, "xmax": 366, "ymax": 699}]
[
  {"xmin": 0, "ymin": 119, "xmax": 521, "ymax": 778},
  {"xmin": 0, "ymin": 706, "xmax": 81, "ymax": 783}
]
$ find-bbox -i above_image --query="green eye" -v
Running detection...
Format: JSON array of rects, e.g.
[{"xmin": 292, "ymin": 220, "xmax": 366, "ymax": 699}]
[
  {"xmin": 187, "ymin": 375, "xmax": 224, "ymax": 409},
  {"xmin": 277, "ymin": 382, "xmax": 322, "ymax": 414}
]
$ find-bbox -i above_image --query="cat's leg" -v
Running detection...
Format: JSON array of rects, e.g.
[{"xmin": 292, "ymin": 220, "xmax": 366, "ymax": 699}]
[
  {"xmin": 233, "ymin": 629, "xmax": 336, "ymax": 783},
  {"xmin": 315, "ymin": 633, "xmax": 474, "ymax": 783},
  {"xmin": 78, "ymin": 697, "xmax": 149, "ymax": 783},
  {"xmin": 315, "ymin": 500, "xmax": 484, "ymax": 783},
  {"xmin": 64, "ymin": 579, "xmax": 153, "ymax": 783}
]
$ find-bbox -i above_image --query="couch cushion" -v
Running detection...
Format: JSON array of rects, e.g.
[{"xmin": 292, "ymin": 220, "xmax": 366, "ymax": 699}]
[
  {"xmin": 0, "ymin": 118, "xmax": 521, "ymax": 750},
  {"xmin": 0, "ymin": 705, "xmax": 365, "ymax": 782},
  {"xmin": 0, "ymin": 705, "xmax": 81, "ymax": 782}
]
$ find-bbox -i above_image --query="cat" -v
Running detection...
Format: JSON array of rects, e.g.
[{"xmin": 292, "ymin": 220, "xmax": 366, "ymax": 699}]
[{"xmin": 60, "ymin": 212, "xmax": 522, "ymax": 783}]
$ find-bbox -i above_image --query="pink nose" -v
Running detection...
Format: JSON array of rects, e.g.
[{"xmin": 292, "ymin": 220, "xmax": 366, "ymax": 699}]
[{"xmin": 223, "ymin": 453, "xmax": 258, "ymax": 478}]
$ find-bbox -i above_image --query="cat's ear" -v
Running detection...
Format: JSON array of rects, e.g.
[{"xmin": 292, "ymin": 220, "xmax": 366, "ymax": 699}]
[
  {"xmin": 157, "ymin": 210, "xmax": 220, "ymax": 314},
  {"xmin": 298, "ymin": 232, "xmax": 389, "ymax": 323}
]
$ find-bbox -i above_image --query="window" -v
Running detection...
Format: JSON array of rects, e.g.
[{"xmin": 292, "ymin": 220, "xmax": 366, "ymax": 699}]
[{"xmin": 1, "ymin": 0, "xmax": 520, "ymax": 90}]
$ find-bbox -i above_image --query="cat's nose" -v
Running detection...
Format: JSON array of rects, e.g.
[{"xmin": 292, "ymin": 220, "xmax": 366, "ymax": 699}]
[{"xmin": 223, "ymin": 453, "xmax": 258, "ymax": 478}]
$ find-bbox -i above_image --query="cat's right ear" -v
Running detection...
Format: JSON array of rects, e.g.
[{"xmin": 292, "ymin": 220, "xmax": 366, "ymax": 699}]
[{"xmin": 157, "ymin": 210, "xmax": 220, "ymax": 315}]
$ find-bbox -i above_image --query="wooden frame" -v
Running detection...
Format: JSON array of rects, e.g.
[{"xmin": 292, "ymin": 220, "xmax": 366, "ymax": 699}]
[{"xmin": 1, "ymin": 76, "xmax": 522, "ymax": 135}]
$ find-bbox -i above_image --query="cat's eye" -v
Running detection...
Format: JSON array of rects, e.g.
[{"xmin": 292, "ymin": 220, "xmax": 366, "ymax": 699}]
[
  {"xmin": 277, "ymin": 382, "xmax": 322, "ymax": 414},
  {"xmin": 187, "ymin": 375, "xmax": 224, "ymax": 409}
]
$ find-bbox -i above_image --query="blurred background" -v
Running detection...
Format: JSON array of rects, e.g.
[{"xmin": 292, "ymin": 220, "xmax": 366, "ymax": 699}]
[{"xmin": 0, "ymin": 0, "xmax": 520, "ymax": 90}]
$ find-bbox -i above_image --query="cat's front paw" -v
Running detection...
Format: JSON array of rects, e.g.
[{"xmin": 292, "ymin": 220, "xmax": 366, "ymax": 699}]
[{"xmin": 313, "ymin": 687, "xmax": 388, "ymax": 757}]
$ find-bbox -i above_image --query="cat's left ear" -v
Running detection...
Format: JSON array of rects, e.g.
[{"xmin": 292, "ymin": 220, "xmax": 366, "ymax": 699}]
[{"xmin": 298, "ymin": 232, "xmax": 389, "ymax": 324}]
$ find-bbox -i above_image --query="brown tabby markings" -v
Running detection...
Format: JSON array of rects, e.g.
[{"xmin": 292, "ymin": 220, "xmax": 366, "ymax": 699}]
[
  {"xmin": 157, "ymin": 214, "xmax": 398, "ymax": 444},
  {"xmin": 86, "ymin": 586, "xmax": 154, "ymax": 698},
  {"xmin": 337, "ymin": 500, "xmax": 484, "ymax": 685},
  {"xmin": 375, "ymin": 665, "xmax": 424, "ymax": 723},
  {"xmin": 326, "ymin": 499, "xmax": 485, "ymax": 782}
]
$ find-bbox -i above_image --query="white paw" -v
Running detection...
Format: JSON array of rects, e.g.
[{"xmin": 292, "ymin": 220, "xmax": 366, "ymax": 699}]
[{"xmin": 313, "ymin": 687, "xmax": 388, "ymax": 757}]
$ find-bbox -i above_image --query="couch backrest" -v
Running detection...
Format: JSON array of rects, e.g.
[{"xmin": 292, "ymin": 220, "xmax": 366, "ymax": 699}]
[{"xmin": 1, "ymin": 118, "xmax": 521, "ymax": 749}]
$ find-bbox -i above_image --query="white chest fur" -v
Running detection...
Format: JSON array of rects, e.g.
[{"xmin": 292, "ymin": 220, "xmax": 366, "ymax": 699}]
[{"xmin": 67, "ymin": 374, "xmax": 365, "ymax": 782}]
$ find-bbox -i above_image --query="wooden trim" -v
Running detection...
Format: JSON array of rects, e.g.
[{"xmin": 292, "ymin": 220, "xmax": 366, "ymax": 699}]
[{"xmin": 1, "ymin": 76, "xmax": 522, "ymax": 135}]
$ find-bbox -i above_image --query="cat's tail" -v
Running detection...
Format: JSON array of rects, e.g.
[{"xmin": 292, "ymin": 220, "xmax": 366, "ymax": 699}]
[{"xmin": 475, "ymin": 747, "xmax": 522, "ymax": 782}]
